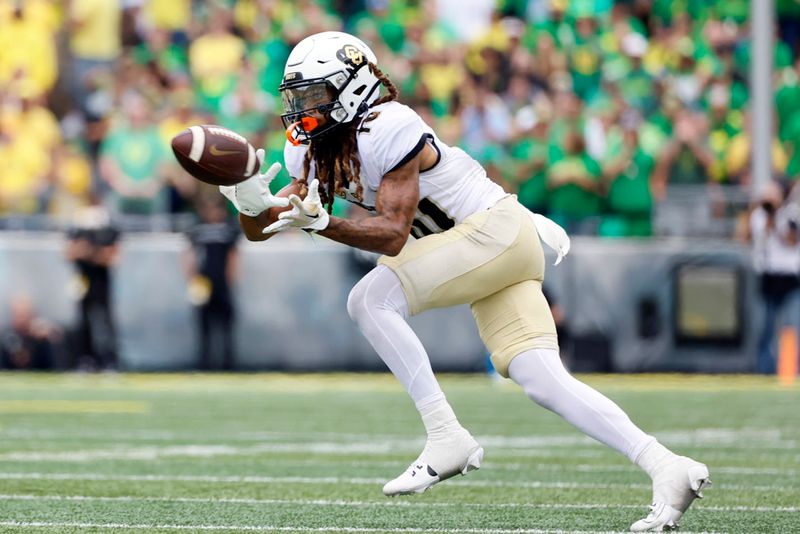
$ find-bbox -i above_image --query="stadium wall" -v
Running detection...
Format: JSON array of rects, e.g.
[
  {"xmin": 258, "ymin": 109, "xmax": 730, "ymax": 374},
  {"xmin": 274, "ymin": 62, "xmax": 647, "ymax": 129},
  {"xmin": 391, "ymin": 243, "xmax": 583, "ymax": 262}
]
[{"xmin": 0, "ymin": 234, "xmax": 759, "ymax": 373}]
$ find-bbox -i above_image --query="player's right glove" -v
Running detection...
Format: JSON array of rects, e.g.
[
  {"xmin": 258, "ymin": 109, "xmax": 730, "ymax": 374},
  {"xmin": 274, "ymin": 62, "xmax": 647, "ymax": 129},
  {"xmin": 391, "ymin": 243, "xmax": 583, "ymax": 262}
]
[
  {"xmin": 219, "ymin": 149, "xmax": 290, "ymax": 217},
  {"xmin": 263, "ymin": 179, "xmax": 329, "ymax": 234}
]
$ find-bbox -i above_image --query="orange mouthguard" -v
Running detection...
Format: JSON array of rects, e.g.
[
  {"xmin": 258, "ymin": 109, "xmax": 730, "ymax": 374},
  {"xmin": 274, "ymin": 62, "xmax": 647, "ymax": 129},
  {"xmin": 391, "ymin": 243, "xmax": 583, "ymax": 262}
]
[{"xmin": 285, "ymin": 116, "xmax": 320, "ymax": 146}]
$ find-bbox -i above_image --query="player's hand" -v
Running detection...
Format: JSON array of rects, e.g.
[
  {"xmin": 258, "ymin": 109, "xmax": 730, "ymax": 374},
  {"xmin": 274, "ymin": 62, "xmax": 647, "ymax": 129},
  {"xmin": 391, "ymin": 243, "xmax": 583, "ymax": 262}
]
[
  {"xmin": 219, "ymin": 149, "xmax": 290, "ymax": 217},
  {"xmin": 263, "ymin": 179, "xmax": 330, "ymax": 233}
]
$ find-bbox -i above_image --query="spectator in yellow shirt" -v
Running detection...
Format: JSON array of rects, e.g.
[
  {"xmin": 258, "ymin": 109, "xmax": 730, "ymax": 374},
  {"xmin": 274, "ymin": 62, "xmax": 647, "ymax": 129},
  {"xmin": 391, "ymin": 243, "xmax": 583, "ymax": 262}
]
[
  {"xmin": 0, "ymin": 0, "xmax": 59, "ymax": 30},
  {"xmin": 69, "ymin": 0, "xmax": 121, "ymax": 62},
  {"xmin": 0, "ymin": 93, "xmax": 62, "ymax": 214},
  {"xmin": 15, "ymin": 94, "xmax": 62, "ymax": 153},
  {"xmin": 0, "ymin": 5, "xmax": 58, "ymax": 98},
  {"xmin": 68, "ymin": 0, "xmax": 121, "ymax": 108},
  {"xmin": 725, "ymin": 113, "xmax": 789, "ymax": 186},
  {"xmin": 48, "ymin": 144, "xmax": 93, "ymax": 222},
  {"xmin": 143, "ymin": 0, "xmax": 191, "ymax": 35},
  {"xmin": 189, "ymin": 7, "xmax": 246, "ymax": 111},
  {"xmin": 0, "ymin": 122, "xmax": 49, "ymax": 216}
]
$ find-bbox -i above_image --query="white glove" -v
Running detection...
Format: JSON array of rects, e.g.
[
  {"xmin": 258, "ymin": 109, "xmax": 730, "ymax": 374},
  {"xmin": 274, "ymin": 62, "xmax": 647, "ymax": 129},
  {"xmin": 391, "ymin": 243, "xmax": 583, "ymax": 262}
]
[
  {"xmin": 219, "ymin": 149, "xmax": 290, "ymax": 217},
  {"xmin": 263, "ymin": 179, "xmax": 330, "ymax": 234}
]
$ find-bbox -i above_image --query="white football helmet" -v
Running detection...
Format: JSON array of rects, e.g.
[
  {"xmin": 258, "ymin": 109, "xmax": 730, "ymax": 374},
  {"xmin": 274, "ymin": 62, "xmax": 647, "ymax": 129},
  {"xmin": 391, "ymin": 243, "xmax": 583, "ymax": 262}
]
[{"xmin": 280, "ymin": 31, "xmax": 381, "ymax": 144}]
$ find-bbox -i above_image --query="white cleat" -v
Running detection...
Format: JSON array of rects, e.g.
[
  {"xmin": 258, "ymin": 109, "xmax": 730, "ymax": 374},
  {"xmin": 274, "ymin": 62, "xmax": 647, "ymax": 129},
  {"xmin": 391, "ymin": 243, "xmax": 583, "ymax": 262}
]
[
  {"xmin": 630, "ymin": 456, "xmax": 712, "ymax": 532},
  {"xmin": 383, "ymin": 427, "xmax": 483, "ymax": 496}
]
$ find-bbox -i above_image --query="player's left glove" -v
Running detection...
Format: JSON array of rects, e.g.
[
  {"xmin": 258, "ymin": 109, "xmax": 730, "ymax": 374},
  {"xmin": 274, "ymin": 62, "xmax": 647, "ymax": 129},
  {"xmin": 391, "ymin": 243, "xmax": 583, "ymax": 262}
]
[
  {"xmin": 219, "ymin": 149, "xmax": 290, "ymax": 217},
  {"xmin": 263, "ymin": 179, "xmax": 330, "ymax": 234}
]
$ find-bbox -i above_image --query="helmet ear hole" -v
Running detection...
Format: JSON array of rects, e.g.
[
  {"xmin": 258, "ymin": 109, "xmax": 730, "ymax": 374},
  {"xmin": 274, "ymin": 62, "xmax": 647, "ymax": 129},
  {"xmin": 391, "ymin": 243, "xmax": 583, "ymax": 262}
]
[
  {"xmin": 352, "ymin": 85, "xmax": 367, "ymax": 96},
  {"xmin": 331, "ymin": 108, "xmax": 347, "ymax": 122}
]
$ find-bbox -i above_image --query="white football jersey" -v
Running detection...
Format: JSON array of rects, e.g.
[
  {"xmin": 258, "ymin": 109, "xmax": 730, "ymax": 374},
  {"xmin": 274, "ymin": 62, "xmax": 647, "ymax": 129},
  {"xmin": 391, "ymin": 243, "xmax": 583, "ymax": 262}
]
[{"xmin": 284, "ymin": 101, "xmax": 507, "ymax": 238}]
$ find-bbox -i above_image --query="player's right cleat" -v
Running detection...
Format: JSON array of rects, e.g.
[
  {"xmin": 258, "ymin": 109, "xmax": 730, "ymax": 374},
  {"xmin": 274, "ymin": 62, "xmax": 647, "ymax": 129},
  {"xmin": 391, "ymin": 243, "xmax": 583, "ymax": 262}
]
[
  {"xmin": 382, "ymin": 427, "xmax": 483, "ymax": 496},
  {"xmin": 630, "ymin": 456, "xmax": 711, "ymax": 532}
]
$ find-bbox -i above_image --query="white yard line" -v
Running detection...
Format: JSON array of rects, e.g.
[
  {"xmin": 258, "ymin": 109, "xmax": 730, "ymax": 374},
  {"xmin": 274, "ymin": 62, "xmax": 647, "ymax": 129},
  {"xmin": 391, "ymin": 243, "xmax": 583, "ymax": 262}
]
[
  {"xmin": 215, "ymin": 459, "xmax": 797, "ymax": 478},
  {"xmin": 0, "ymin": 440, "xmax": 796, "ymax": 468},
  {"xmin": 0, "ymin": 434, "xmax": 795, "ymax": 477},
  {"xmin": 0, "ymin": 521, "xmax": 725, "ymax": 534},
  {"xmin": 0, "ymin": 444, "xmax": 602, "ymax": 463},
  {"xmin": 0, "ymin": 438, "xmax": 611, "ymax": 461},
  {"xmin": 0, "ymin": 472, "xmax": 792, "ymax": 492},
  {"xmin": 0, "ymin": 427, "xmax": 794, "ymax": 447},
  {"xmin": 492, "ymin": 463, "xmax": 798, "ymax": 477},
  {"xmin": 0, "ymin": 493, "xmax": 796, "ymax": 513},
  {"xmin": 0, "ymin": 436, "xmax": 607, "ymax": 450},
  {"xmin": 0, "ymin": 447, "xmax": 790, "ymax": 478}
]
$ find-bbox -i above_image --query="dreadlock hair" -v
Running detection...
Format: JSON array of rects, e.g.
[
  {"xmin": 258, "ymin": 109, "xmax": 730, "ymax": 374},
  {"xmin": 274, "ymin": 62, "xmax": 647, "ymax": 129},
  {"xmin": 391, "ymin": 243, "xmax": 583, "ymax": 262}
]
[{"xmin": 301, "ymin": 62, "xmax": 399, "ymax": 213}]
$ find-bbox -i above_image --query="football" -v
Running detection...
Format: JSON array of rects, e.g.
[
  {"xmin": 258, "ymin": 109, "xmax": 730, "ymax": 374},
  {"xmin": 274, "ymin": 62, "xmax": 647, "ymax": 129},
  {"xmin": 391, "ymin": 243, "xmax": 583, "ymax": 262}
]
[{"xmin": 171, "ymin": 125, "xmax": 259, "ymax": 186}]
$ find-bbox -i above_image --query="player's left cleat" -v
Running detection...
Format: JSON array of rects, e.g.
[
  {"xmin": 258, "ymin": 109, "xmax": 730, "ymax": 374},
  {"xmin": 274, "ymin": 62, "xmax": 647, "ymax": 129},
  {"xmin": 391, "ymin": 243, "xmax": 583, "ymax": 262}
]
[
  {"xmin": 382, "ymin": 426, "xmax": 483, "ymax": 496},
  {"xmin": 630, "ymin": 456, "xmax": 712, "ymax": 532}
]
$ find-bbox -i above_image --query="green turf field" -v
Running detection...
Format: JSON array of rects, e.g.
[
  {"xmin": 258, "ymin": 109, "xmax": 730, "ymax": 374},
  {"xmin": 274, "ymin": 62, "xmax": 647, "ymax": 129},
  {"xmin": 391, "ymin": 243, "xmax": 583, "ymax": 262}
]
[{"xmin": 0, "ymin": 373, "xmax": 797, "ymax": 534}]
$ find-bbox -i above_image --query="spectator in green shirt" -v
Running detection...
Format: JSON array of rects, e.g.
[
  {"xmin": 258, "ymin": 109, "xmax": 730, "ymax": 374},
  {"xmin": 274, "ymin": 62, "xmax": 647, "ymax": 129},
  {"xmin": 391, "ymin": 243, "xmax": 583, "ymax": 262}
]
[
  {"xmin": 547, "ymin": 130, "xmax": 604, "ymax": 233},
  {"xmin": 99, "ymin": 93, "xmax": 169, "ymax": 215},
  {"xmin": 776, "ymin": 60, "xmax": 800, "ymax": 143},
  {"xmin": 617, "ymin": 33, "xmax": 658, "ymax": 116},
  {"xmin": 566, "ymin": 14, "xmax": 603, "ymax": 101},
  {"xmin": 547, "ymin": 89, "xmax": 585, "ymax": 163},
  {"xmin": 651, "ymin": 108, "xmax": 715, "ymax": 199},
  {"xmin": 509, "ymin": 104, "xmax": 551, "ymax": 214},
  {"xmin": 600, "ymin": 112, "xmax": 655, "ymax": 237},
  {"xmin": 247, "ymin": 30, "xmax": 291, "ymax": 97}
]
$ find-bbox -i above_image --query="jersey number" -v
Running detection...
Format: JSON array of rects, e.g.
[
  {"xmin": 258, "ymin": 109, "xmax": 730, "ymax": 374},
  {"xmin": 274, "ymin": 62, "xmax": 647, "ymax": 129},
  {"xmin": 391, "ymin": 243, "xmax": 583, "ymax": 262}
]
[
  {"xmin": 410, "ymin": 198, "xmax": 456, "ymax": 239},
  {"xmin": 357, "ymin": 111, "xmax": 381, "ymax": 134}
]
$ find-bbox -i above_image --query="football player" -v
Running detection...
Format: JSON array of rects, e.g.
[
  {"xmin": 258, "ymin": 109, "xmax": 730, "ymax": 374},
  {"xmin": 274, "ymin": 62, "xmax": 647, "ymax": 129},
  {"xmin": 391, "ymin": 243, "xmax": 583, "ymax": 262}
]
[{"xmin": 220, "ymin": 31, "xmax": 710, "ymax": 532}]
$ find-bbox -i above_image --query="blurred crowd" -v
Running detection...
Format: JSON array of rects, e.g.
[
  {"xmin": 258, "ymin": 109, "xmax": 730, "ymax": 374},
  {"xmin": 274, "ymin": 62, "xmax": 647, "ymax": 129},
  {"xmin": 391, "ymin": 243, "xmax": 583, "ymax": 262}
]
[{"xmin": 3, "ymin": 0, "xmax": 800, "ymax": 237}]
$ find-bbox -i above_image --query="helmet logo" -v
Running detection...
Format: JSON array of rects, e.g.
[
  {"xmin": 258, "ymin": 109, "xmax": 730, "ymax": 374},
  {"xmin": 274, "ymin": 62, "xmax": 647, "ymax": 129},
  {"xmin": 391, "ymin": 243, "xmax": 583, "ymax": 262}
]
[
  {"xmin": 337, "ymin": 45, "xmax": 365, "ymax": 67},
  {"xmin": 283, "ymin": 72, "xmax": 302, "ymax": 82}
]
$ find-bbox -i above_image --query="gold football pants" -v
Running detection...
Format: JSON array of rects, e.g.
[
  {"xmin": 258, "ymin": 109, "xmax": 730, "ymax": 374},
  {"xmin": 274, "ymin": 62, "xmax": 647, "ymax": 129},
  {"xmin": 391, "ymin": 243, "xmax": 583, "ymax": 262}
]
[{"xmin": 379, "ymin": 196, "xmax": 558, "ymax": 377}]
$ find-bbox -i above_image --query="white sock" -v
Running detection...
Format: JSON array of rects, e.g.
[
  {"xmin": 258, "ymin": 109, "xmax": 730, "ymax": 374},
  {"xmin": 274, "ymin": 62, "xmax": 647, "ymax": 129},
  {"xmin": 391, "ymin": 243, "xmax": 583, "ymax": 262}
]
[
  {"xmin": 508, "ymin": 348, "xmax": 655, "ymax": 462},
  {"xmin": 347, "ymin": 265, "xmax": 444, "ymax": 406},
  {"xmin": 634, "ymin": 439, "xmax": 678, "ymax": 479},
  {"xmin": 419, "ymin": 397, "xmax": 459, "ymax": 436}
]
